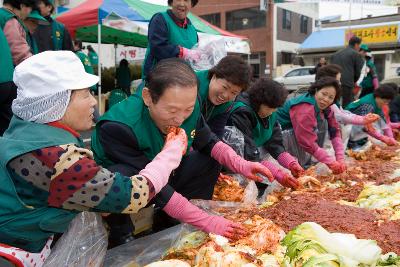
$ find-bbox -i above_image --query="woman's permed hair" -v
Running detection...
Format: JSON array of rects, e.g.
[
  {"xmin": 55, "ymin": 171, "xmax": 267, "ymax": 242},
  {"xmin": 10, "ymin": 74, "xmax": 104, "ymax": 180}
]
[
  {"xmin": 145, "ymin": 58, "xmax": 197, "ymax": 103},
  {"xmin": 248, "ymin": 78, "xmax": 288, "ymax": 111},
  {"xmin": 4, "ymin": 0, "xmax": 36, "ymax": 9},
  {"xmin": 315, "ymin": 64, "xmax": 342, "ymax": 81},
  {"xmin": 168, "ymin": 0, "xmax": 198, "ymax": 7},
  {"xmin": 373, "ymin": 84, "xmax": 398, "ymax": 100},
  {"xmin": 208, "ymin": 55, "xmax": 252, "ymax": 91},
  {"xmin": 308, "ymin": 77, "xmax": 342, "ymax": 103}
]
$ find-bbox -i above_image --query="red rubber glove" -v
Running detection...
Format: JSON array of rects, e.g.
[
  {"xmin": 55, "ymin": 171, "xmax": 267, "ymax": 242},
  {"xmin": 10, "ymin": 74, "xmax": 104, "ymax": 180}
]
[
  {"xmin": 277, "ymin": 173, "xmax": 300, "ymax": 189},
  {"xmin": 261, "ymin": 160, "xmax": 299, "ymax": 189},
  {"xmin": 181, "ymin": 47, "xmax": 201, "ymax": 62},
  {"xmin": 288, "ymin": 161, "xmax": 305, "ymax": 178},
  {"xmin": 165, "ymin": 127, "xmax": 188, "ymax": 155},
  {"xmin": 327, "ymin": 161, "xmax": 347, "ymax": 174}
]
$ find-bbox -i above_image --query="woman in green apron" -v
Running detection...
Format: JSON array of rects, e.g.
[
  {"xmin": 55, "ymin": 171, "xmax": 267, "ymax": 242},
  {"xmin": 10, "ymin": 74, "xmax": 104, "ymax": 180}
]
[
  {"xmin": 23, "ymin": 9, "xmax": 48, "ymax": 55},
  {"xmin": 225, "ymin": 79, "xmax": 302, "ymax": 192},
  {"xmin": 197, "ymin": 55, "xmax": 252, "ymax": 137},
  {"xmin": 276, "ymin": 77, "xmax": 346, "ymax": 174},
  {"xmin": 346, "ymin": 84, "xmax": 398, "ymax": 148},
  {"xmin": 92, "ymin": 58, "xmax": 274, "ymax": 245},
  {"xmin": 141, "ymin": 0, "xmax": 200, "ymax": 80},
  {"xmin": 0, "ymin": 51, "xmax": 187, "ymax": 266}
]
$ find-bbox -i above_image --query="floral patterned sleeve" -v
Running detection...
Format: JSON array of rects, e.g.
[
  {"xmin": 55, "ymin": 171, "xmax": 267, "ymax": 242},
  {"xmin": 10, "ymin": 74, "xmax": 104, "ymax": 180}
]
[{"xmin": 8, "ymin": 144, "xmax": 155, "ymax": 214}]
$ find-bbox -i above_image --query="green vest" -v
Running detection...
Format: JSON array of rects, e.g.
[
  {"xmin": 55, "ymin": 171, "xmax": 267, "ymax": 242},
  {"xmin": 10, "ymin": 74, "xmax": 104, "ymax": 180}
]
[
  {"xmin": 277, "ymin": 93, "xmax": 321, "ymax": 130},
  {"xmin": 91, "ymin": 94, "xmax": 200, "ymax": 167},
  {"xmin": 88, "ymin": 50, "xmax": 98, "ymax": 65},
  {"xmin": 51, "ymin": 19, "xmax": 64, "ymax": 50},
  {"xmin": 76, "ymin": 50, "xmax": 97, "ymax": 92},
  {"xmin": 345, "ymin": 93, "xmax": 385, "ymax": 121},
  {"xmin": 0, "ymin": 27, "xmax": 13, "ymax": 83},
  {"xmin": 0, "ymin": 8, "xmax": 22, "ymax": 83},
  {"xmin": 26, "ymin": 31, "xmax": 38, "ymax": 54},
  {"xmin": 360, "ymin": 59, "xmax": 377, "ymax": 89},
  {"xmin": 108, "ymin": 89, "xmax": 127, "ymax": 108},
  {"xmin": 230, "ymin": 101, "xmax": 277, "ymax": 147},
  {"xmin": 0, "ymin": 117, "xmax": 78, "ymax": 252},
  {"xmin": 197, "ymin": 70, "xmax": 233, "ymax": 122},
  {"xmin": 141, "ymin": 11, "xmax": 198, "ymax": 79}
]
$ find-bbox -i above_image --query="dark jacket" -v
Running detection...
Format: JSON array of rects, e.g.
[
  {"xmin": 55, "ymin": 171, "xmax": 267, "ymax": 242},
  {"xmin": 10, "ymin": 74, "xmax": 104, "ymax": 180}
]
[
  {"xmin": 33, "ymin": 17, "xmax": 73, "ymax": 52},
  {"xmin": 390, "ymin": 96, "xmax": 400, "ymax": 122},
  {"xmin": 97, "ymin": 114, "xmax": 219, "ymax": 206},
  {"xmin": 309, "ymin": 62, "xmax": 325, "ymax": 75},
  {"xmin": 226, "ymin": 93, "xmax": 285, "ymax": 162},
  {"xmin": 330, "ymin": 45, "xmax": 364, "ymax": 88}
]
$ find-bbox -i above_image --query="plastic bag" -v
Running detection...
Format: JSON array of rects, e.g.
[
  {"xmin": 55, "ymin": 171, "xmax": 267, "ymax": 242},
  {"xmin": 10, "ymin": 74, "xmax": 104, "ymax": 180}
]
[
  {"xmin": 188, "ymin": 37, "xmax": 226, "ymax": 71},
  {"xmin": 103, "ymin": 224, "xmax": 187, "ymax": 267},
  {"xmin": 223, "ymin": 126, "xmax": 245, "ymax": 157},
  {"xmin": 43, "ymin": 212, "xmax": 108, "ymax": 267}
]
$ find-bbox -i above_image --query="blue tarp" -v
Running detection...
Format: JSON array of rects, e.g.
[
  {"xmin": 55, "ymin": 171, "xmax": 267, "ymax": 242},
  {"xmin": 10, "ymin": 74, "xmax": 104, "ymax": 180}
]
[
  {"xmin": 98, "ymin": 0, "xmax": 144, "ymax": 22},
  {"xmin": 300, "ymin": 28, "xmax": 345, "ymax": 51}
]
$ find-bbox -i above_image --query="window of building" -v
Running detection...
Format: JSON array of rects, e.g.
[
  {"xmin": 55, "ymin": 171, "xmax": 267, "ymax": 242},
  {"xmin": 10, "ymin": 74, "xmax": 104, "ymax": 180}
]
[
  {"xmin": 226, "ymin": 7, "xmax": 266, "ymax": 31},
  {"xmin": 282, "ymin": 9, "xmax": 291, "ymax": 30},
  {"xmin": 300, "ymin": 15, "xmax": 308, "ymax": 34},
  {"xmin": 200, "ymin": 13, "xmax": 221, "ymax": 28},
  {"xmin": 281, "ymin": 52, "xmax": 293, "ymax": 64}
]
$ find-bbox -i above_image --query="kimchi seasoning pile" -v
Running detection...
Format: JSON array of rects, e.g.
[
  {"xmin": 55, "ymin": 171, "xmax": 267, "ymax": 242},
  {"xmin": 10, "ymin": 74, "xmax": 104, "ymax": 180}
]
[{"xmin": 259, "ymin": 193, "xmax": 400, "ymax": 254}]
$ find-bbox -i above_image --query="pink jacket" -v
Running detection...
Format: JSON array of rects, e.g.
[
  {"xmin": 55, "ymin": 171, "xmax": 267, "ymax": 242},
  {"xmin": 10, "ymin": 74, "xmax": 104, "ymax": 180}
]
[
  {"xmin": 290, "ymin": 103, "xmax": 344, "ymax": 164},
  {"xmin": 3, "ymin": 17, "xmax": 32, "ymax": 66}
]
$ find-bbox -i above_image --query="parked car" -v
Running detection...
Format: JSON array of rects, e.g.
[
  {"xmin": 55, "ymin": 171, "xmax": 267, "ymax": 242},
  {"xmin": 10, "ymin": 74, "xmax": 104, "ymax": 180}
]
[
  {"xmin": 274, "ymin": 66, "xmax": 315, "ymax": 92},
  {"xmin": 396, "ymin": 67, "xmax": 400, "ymax": 76}
]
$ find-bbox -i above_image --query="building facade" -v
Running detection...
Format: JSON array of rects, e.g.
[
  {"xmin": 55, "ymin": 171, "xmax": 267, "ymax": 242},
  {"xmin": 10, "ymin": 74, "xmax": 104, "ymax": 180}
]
[
  {"xmin": 192, "ymin": 1, "xmax": 318, "ymax": 77},
  {"xmin": 299, "ymin": 14, "xmax": 400, "ymax": 80}
]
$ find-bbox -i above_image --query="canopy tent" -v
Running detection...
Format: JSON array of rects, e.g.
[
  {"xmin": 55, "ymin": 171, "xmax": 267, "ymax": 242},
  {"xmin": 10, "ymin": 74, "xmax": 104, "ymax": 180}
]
[
  {"xmin": 57, "ymin": 0, "xmax": 250, "ymax": 112},
  {"xmin": 58, "ymin": 0, "xmax": 249, "ymax": 48}
]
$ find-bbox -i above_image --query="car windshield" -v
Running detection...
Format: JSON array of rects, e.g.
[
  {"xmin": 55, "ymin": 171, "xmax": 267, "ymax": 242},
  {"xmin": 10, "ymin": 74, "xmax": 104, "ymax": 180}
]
[{"xmin": 285, "ymin": 69, "xmax": 300, "ymax": 77}]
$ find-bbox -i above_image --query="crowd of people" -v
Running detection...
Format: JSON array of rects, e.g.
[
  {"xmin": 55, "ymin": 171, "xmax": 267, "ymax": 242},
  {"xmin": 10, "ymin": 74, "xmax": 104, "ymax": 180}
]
[{"xmin": 0, "ymin": 0, "xmax": 400, "ymax": 266}]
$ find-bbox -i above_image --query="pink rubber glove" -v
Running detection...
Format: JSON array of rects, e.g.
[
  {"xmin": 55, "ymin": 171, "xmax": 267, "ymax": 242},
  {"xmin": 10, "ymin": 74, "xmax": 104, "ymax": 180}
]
[
  {"xmin": 139, "ymin": 132, "xmax": 187, "ymax": 194},
  {"xmin": 181, "ymin": 47, "xmax": 201, "ymax": 62},
  {"xmin": 277, "ymin": 152, "xmax": 304, "ymax": 177},
  {"xmin": 381, "ymin": 136, "xmax": 397, "ymax": 146},
  {"xmin": 313, "ymin": 147, "xmax": 335, "ymax": 165},
  {"xmin": 163, "ymin": 192, "xmax": 247, "ymax": 240},
  {"xmin": 327, "ymin": 161, "xmax": 347, "ymax": 174},
  {"xmin": 383, "ymin": 126, "xmax": 394, "ymax": 138},
  {"xmin": 331, "ymin": 136, "xmax": 345, "ymax": 162},
  {"xmin": 211, "ymin": 141, "xmax": 274, "ymax": 183},
  {"xmin": 372, "ymin": 77, "xmax": 379, "ymax": 89},
  {"xmin": 261, "ymin": 160, "xmax": 300, "ymax": 189},
  {"xmin": 391, "ymin": 122, "xmax": 400, "ymax": 129},
  {"xmin": 363, "ymin": 113, "xmax": 380, "ymax": 125}
]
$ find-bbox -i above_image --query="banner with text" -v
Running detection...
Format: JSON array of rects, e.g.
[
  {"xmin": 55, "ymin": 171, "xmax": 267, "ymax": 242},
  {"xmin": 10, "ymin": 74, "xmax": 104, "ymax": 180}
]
[{"xmin": 345, "ymin": 24, "xmax": 398, "ymax": 44}]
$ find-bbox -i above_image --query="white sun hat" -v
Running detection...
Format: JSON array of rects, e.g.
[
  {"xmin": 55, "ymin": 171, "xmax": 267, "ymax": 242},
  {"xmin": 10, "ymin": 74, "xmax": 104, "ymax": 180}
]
[{"xmin": 12, "ymin": 50, "xmax": 99, "ymax": 124}]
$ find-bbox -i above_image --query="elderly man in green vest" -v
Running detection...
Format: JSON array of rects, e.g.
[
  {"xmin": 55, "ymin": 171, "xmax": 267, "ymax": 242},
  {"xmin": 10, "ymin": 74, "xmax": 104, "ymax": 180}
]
[{"xmin": 34, "ymin": 0, "xmax": 73, "ymax": 52}]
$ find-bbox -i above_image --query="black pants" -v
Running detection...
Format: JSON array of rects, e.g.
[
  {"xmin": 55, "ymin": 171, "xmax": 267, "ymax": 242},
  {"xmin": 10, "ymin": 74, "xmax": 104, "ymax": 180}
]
[
  {"xmin": 341, "ymin": 85, "xmax": 354, "ymax": 108},
  {"xmin": 359, "ymin": 86, "xmax": 374, "ymax": 98},
  {"xmin": 0, "ymin": 81, "xmax": 17, "ymax": 136},
  {"xmin": 105, "ymin": 151, "xmax": 220, "ymax": 246}
]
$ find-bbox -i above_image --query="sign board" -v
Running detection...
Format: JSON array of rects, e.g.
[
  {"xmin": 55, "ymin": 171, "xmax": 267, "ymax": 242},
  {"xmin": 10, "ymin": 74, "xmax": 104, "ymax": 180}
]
[
  {"xmin": 345, "ymin": 25, "xmax": 398, "ymax": 44},
  {"xmin": 116, "ymin": 46, "xmax": 146, "ymax": 62}
]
